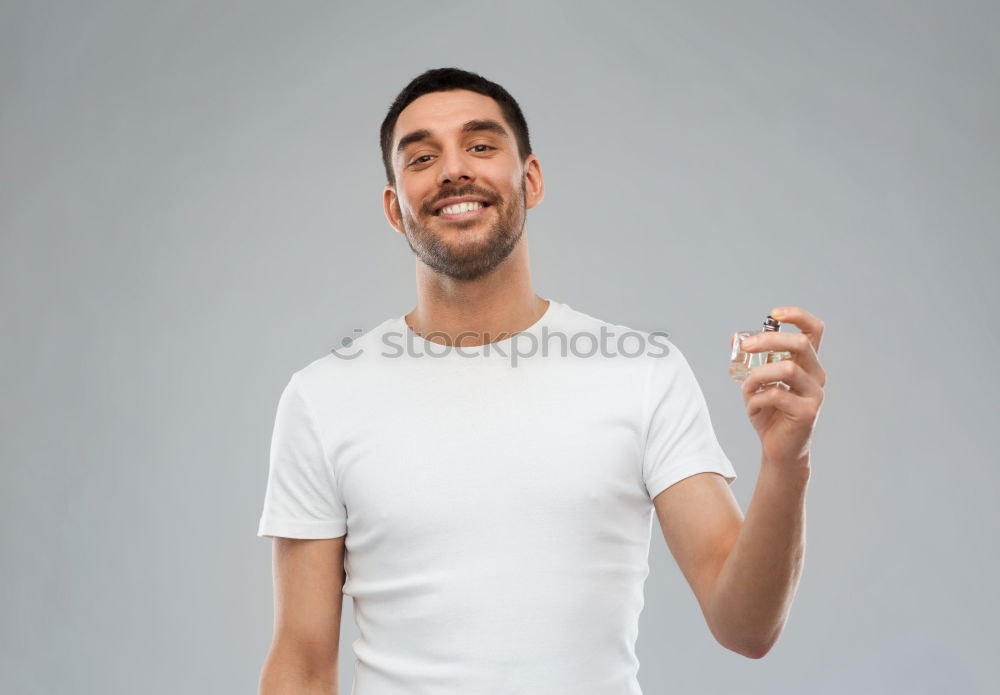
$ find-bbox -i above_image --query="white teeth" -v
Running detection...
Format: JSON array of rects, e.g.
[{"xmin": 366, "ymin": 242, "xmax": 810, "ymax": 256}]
[{"xmin": 439, "ymin": 201, "xmax": 484, "ymax": 215}]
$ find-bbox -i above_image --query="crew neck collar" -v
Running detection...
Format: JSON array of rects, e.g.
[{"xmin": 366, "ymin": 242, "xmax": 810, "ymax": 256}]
[{"xmin": 398, "ymin": 298, "xmax": 560, "ymax": 354}]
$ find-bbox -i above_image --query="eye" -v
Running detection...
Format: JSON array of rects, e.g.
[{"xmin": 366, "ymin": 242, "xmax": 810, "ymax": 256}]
[{"xmin": 408, "ymin": 145, "xmax": 494, "ymax": 167}]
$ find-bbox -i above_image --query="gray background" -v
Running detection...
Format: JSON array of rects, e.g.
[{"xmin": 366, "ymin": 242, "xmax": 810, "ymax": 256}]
[{"xmin": 2, "ymin": 1, "xmax": 997, "ymax": 693}]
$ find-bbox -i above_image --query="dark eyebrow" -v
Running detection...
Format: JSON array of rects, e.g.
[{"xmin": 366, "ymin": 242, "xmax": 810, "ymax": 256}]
[{"xmin": 395, "ymin": 119, "xmax": 511, "ymax": 157}]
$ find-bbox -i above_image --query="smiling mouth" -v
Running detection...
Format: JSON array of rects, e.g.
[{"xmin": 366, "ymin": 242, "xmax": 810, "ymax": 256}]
[{"xmin": 435, "ymin": 202, "xmax": 492, "ymax": 222}]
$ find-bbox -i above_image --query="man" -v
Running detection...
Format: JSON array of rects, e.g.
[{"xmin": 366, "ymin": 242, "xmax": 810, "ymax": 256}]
[{"xmin": 257, "ymin": 67, "xmax": 826, "ymax": 694}]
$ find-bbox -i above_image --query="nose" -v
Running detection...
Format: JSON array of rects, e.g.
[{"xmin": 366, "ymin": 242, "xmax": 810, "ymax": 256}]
[{"xmin": 436, "ymin": 145, "xmax": 475, "ymax": 186}]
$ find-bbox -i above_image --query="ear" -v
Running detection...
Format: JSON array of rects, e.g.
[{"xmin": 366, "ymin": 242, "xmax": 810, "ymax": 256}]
[
  {"xmin": 522, "ymin": 155, "xmax": 545, "ymax": 210},
  {"xmin": 383, "ymin": 184, "xmax": 404, "ymax": 235}
]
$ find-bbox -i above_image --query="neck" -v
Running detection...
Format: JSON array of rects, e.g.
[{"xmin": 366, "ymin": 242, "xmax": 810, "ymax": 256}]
[{"xmin": 405, "ymin": 240, "xmax": 547, "ymax": 347}]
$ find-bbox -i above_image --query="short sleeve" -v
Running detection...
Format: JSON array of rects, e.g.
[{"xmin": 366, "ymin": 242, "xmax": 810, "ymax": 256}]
[
  {"xmin": 641, "ymin": 342, "xmax": 737, "ymax": 501},
  {"xmin": 257, "ymin": 372, "xmax": 347, "ymax": 539}
]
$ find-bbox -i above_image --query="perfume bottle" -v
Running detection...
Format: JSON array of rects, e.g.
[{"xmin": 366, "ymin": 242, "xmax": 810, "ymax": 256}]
[{"xmin": 729, "ymin": 315, "xmax": 793, "ymax": 387}]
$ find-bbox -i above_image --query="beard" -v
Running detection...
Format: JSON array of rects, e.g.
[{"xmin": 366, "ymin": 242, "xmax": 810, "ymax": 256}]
[{"xmin": 399, "ymin": 176, "xmax": 527, "ymax": 282}]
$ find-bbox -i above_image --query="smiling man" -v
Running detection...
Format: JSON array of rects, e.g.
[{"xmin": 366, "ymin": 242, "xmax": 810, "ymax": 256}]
[
  {"xmin": 382, "ymin": 72, "xmax": 547, "ymax": 340},
  {"xmin": 257, "ymin": 67, "xmax": 827, "ymax": 694},
  {"xmin": 388, "ymin": 106, "xmax": 530, "ymax": 283}
]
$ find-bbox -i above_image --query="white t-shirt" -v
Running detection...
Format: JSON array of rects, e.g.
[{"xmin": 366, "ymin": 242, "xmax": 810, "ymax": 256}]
[{"xmin": 258, "ymin": 299, "xmax": 736, "ymax": 694}]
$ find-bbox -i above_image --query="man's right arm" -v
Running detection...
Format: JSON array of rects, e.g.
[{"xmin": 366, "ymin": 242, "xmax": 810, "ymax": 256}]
[{"xmin": 259, "ymin": 535, "xmax": 347, "ymax": 695}]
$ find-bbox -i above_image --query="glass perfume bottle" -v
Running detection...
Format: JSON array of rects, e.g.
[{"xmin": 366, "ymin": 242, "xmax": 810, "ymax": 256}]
[{"xmin": 729, "ymin": 315, "xmax": 792, "ymax": 388}]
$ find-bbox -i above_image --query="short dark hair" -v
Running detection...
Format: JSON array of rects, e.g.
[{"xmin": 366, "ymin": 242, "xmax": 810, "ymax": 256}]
[{"xmin": 379, "ymin": 67, "xmax": 533, "ymax": 186}]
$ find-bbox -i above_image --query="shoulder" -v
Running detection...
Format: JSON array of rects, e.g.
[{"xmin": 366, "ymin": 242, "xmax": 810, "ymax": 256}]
[
  {"xmin": 285, "ymin": 315, "xmax": 402, "ymax": 401},
  {"xmin": 551, "ymin": 300, "xmax": 682, "ymax": 368}
]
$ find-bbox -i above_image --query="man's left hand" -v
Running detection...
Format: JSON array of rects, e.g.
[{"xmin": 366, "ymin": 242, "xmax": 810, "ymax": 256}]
[{"xmin": 738, "ymin": 305, "xmax": 826, "ymax": 468}]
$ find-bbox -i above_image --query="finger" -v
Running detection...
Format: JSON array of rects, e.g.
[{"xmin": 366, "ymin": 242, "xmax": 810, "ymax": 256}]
[
  {"xmin": 741, "ymin": 358, "xmax": 823, "ymax": 402},
  {"xmin": 739, "ymin": 332, "xmax": 826, "ymax": 387},
  {"xmin": 745, "ymin": 381, "xmax": 821, "ymax": 420},
  {"xmin": 770, "ymin": 306, "xmax": 825, "ymax": 353}
]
